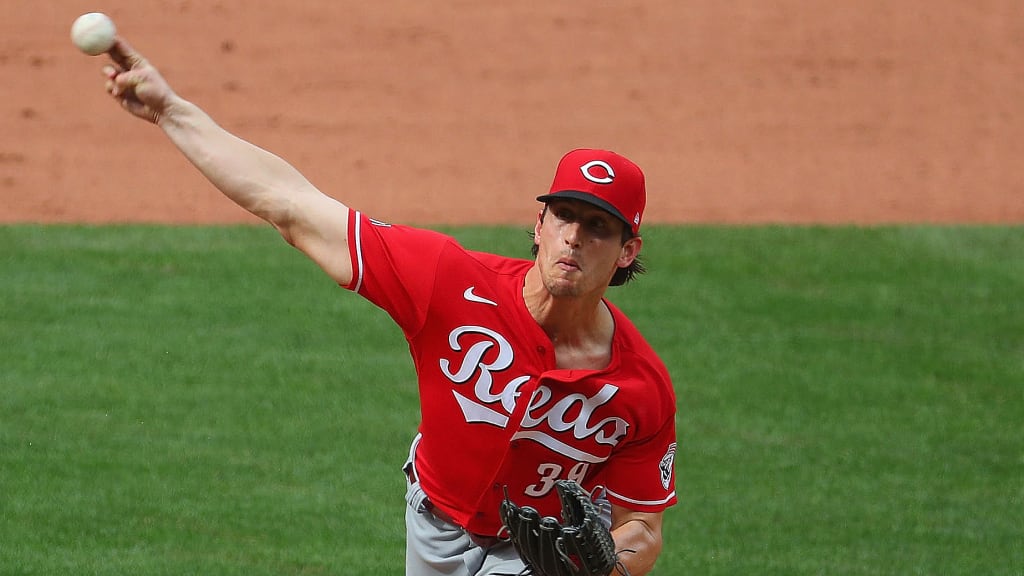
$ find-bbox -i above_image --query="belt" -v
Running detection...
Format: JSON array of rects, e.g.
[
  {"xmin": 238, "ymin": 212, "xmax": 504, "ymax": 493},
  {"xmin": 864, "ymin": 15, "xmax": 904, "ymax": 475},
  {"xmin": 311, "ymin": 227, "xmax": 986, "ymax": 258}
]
[{"xmin": 406, "ymin": 467, "xmax": 503, "ymax": 549}]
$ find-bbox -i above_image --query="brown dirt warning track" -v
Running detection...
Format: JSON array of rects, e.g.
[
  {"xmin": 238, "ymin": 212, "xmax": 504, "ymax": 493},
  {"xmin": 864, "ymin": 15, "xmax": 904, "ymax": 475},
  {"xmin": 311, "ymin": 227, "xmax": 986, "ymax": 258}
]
[{"xmin": 2, "ymin": 1, "xmax": 1023, "ymax": 226}]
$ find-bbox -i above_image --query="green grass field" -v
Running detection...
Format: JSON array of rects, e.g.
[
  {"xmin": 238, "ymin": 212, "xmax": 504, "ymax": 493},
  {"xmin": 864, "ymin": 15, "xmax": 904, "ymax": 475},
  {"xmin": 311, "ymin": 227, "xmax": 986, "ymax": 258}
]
[{"xmin": 1, "ymin": 224, "xmax": 1021, "ymax": 575}]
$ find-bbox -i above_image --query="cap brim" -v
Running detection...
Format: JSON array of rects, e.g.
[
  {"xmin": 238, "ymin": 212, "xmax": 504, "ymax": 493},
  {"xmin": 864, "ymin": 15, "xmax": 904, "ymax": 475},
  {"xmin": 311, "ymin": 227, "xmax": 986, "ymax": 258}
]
[{"xmin": 536, "ymin": 190, "xmax": 631, "ymax": 229}]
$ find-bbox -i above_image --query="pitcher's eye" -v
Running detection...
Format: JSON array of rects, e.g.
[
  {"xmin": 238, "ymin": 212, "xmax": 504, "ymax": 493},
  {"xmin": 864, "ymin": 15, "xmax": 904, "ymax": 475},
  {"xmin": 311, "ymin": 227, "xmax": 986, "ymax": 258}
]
[
  {"xmin": 587, "ymin": 217, "xmax": 615, "ymax": 237},
  {"xmin": 553, "ymin": 207, "xmax": 576, "ymax": 222}
]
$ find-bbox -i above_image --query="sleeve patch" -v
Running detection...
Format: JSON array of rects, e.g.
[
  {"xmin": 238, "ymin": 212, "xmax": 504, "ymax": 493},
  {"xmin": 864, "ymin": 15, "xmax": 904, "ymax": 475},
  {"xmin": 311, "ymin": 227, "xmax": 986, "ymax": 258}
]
[{"xmin": 659, "ymin": 442, "xmax": 677, "ymax": 490}]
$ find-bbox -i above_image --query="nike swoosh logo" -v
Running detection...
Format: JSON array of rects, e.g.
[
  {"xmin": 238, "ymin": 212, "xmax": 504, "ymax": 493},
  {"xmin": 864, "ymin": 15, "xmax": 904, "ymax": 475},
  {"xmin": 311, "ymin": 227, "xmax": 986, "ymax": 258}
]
[{"xmin": 463, "ymin": 286, "xmax": 498, "ymax": 306}]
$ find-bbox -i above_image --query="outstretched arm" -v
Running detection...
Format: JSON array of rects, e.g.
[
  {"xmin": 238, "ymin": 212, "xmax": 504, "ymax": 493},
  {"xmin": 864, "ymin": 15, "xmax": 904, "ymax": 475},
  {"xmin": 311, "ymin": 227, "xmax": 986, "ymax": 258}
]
[{"xmin": 102, "ymin": 38, "xmax": 353, "ymax": 285}]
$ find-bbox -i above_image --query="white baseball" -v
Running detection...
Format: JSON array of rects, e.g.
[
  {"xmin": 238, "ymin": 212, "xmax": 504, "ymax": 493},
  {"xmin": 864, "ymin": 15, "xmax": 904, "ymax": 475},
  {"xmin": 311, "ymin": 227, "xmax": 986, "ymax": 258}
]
[{"xmin": 70, "ymin": 12, "xmax": 117, "ymax": 56}]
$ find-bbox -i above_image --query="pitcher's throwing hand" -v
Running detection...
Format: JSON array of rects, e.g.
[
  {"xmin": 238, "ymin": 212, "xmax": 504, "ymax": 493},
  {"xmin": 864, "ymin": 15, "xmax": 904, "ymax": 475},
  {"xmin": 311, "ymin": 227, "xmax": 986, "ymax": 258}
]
[{"xmin": 103, "ymin": 39, "xmax": 178, "ymax": 124}]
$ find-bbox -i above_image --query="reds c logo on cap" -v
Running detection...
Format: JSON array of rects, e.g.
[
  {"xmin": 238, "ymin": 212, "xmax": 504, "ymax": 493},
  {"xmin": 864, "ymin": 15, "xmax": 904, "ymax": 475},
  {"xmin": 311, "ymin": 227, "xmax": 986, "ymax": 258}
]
[
  {"xmin": 580, "ymin": 160, "xmax": 615, "ymax": 185},
  {"xmin": 539, "ymin": 148, "xmax": 647, "ymax": 236}
]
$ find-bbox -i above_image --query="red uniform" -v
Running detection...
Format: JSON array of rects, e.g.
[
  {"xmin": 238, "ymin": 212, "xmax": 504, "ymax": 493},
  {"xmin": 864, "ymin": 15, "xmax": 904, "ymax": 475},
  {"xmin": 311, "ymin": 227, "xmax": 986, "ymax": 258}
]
[{"xmin": 346, "ymin": 209, "xmax": 678, "ymax": 537}]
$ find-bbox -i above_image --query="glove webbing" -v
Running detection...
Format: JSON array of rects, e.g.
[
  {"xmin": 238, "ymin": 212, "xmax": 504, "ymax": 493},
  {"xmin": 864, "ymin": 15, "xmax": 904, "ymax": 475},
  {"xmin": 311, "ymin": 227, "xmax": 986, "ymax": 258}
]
[{"xmin": 499, "ymin": 483, "xmax": 634, "ymax": 576}]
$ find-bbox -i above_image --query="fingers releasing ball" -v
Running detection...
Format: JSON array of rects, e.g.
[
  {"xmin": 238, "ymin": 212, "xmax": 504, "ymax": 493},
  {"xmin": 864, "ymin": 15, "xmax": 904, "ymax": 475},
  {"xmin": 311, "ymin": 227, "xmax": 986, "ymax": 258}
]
[{"xmin": 71, "ymin": 12, "xmax": 117, "ymax": 56}]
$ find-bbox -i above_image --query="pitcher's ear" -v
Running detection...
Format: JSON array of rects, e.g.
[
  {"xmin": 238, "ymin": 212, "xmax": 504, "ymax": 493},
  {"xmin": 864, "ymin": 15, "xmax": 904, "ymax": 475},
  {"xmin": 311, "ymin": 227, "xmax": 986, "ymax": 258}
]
[{"xmin": 617, "ymin": 236, "xmax": 643, "ymax": 268}]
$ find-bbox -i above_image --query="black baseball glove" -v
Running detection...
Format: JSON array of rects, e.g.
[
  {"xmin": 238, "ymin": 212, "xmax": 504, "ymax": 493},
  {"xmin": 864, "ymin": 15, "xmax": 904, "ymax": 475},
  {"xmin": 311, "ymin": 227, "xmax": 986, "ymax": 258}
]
[{"xmin": 499, "ymin": 480, "xmax": 624, "ymax": 576}]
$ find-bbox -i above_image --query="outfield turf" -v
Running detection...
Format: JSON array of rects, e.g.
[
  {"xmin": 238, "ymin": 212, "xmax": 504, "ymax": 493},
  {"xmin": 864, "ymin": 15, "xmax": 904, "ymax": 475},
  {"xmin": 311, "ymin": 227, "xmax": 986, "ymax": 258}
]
[{"xmin": 1, "ymin": 224, "xmax": 1021, "ymax": 575}]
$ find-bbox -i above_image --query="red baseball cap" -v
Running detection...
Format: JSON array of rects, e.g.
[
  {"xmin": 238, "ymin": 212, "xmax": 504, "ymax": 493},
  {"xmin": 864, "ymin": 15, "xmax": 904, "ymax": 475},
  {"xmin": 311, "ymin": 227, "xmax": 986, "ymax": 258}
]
[{"xmin": 537, "ymin": 148, "xmax": 646, "ymax": 236}]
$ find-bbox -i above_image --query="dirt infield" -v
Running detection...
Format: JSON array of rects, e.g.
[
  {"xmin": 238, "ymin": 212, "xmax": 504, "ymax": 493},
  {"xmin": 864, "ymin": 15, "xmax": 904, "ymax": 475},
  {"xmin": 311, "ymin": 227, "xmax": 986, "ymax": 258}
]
[{"xmin": 2, "ymin": 1, "xmax": 1022, "ymax": 225}]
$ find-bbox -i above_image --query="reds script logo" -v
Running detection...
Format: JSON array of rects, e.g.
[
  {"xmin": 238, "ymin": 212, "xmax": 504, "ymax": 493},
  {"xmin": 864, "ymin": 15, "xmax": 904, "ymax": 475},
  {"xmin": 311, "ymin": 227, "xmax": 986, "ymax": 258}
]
[{"xmin": 439, "ymin": 325, "xmax": 629, "ymax": 463}]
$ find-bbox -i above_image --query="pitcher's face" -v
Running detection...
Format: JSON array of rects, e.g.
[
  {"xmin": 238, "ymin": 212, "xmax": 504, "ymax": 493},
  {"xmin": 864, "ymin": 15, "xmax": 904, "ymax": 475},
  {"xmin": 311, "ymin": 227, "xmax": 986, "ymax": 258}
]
[{"xmin": 534, "ymin": 200, "xmax": 641, "ymax": 298}]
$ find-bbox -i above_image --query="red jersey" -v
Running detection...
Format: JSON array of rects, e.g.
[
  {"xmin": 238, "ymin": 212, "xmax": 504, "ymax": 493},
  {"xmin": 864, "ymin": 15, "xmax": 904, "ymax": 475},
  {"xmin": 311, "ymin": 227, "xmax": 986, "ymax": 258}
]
[{"xmin": 345, "ymin": 210, "xmax": 678, "ymax": 536}]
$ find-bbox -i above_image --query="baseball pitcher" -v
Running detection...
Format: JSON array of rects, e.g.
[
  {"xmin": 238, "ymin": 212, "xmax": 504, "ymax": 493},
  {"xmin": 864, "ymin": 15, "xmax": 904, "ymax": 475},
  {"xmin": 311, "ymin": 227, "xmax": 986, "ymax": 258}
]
[{"xmin": 96, "ymin": 36, "xmax": 677, "ymax": 576}]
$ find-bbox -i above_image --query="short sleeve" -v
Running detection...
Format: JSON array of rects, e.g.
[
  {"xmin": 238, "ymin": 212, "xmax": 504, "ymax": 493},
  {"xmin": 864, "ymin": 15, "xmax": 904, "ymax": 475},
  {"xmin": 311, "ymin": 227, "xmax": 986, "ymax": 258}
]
[
  {"xmin": 345, "ymin": 210, "xmax": 457, "ymax": 335},
  {"xmin": 596, "ymin": 414, "xmax": 678, "ymax": 512}
]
